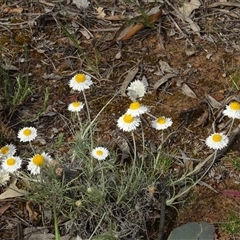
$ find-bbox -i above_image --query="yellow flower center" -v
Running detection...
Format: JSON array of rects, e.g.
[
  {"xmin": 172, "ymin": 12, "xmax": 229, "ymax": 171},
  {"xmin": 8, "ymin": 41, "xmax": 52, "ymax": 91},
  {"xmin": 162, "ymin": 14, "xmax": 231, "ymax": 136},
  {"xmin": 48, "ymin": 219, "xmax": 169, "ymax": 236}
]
[
  {"xmin": 157, "ymin": 117, "xmax": 166, "ymax": 125},
  {"xmin": 33, "ymin": 154, "xmax": 45, "ymax": 166},
  {"xmin": 212, "ymin": 134, "xmax": 222, "ymax": 142},
  {"xmin": 23, "ymin": 129, "xmax": 32, "ymax": 136},
  {"xmin": 96, "ymin": 150, "xmax": 103, "ymax": 156},
  {"xmin": 75, "ymin": 74, "xmax": 86, "ymax": 83},
  {"xmin": 7, "ymin": 157, "xmax": 16, "ymax": 166},
  {"xmin": 1, "ymin": 146, "xmax": 9, "ymax": 155},
  {"xmin": 123, "ymin": 114, "xmax": 134, "ymax": 124},
  {"xmin": 229, "ymin": 101, "xmax": 240, "ymax": 111},
  {"xmin": 129, "ymin": 101, "xmax": 141, "ymax": 110},
  {"xmin": 72, "ymin": 102, "xmax": 81, "ymax": 107}
]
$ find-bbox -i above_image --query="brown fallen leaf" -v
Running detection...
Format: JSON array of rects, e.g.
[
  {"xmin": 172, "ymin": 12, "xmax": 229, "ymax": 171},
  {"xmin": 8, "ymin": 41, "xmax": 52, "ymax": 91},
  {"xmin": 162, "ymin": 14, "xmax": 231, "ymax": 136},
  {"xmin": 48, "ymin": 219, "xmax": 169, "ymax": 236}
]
[
  {"xmin": 0, "ymin": 180, "xmax": 26, "ymax": 199},
  {"xmin": 181, "ymin": 83, "xmax": 197, "ymax": 98},
  {"xmin": 153, "ymin": 73, "xmax": 177, "ymax": 90},
  {"xmin": 95, "ymin": 7, "xmax": 106, "ymax": 19},
  {"xmin": 102, "ymin": 6, "xmax": 163, "ymax": 50},
  {"xmin": 26, "ymin": 201, "xmax": 41, "ymax": 221},
  {"xmin": 104, "ymin": 15, "xmax": 126, "ymax": 21},
  {"xmin": 1, "ymin": 122, "xmax": 17, "ymax": 141},
  {"xmin": 0, "ymin": 203, "xmax": 11, "ymax": 216},
  {"xmin": 3, "ymin": 7, "xmax": 23, "ymax": 13},
  {"xmin": 121, "ymin": 7, "xmax": 163, "ymax": 41}
]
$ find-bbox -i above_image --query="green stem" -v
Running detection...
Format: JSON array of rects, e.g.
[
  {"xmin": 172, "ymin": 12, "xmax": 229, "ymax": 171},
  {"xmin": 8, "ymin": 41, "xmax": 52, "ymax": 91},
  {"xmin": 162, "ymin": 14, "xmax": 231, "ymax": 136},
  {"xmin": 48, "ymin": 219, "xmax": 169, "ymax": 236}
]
[
  {"xmin": 82, "ymin": 90, "xmax": 120, "ymax": 138},
  {"xmin": 53, "ymin": 205, "xmax": 60, "ymax": 240},
  {"xmin": 167, "ymin": 151, "xmax": 217, "ymax": 206},
  {"xmin": 29, "ymin": 142, "xmax": 35, "ymax": 154},
  {"xmin": 116, "ymin": 131, "xmax": 137, "ymax": 204}
]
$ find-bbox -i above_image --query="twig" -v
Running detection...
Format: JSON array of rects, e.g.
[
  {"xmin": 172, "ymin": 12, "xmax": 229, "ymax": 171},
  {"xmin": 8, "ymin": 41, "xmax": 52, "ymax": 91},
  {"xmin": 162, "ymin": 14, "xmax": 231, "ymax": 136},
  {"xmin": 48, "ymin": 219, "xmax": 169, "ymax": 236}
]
[
  {"xmin": 90, "ymin": 27, "xmax": 121, "ymax": 32},
  {"xmin": 0, "ymin": 15, "xmax": 40, "ymax": 26},
  {"xmin": 198, "ymin": 180, "xmax": 219, "ymax": 193},
  {"xmin": 158, "ymin": 189, "xmax": 166, "ymax": 240},
  {"xmin": 208, "ymin": 2, "xmax": 240, "ymax": 8},
  {"xmin": 164, "ymin": 0, "xmax": 185, "ymax": 21}
]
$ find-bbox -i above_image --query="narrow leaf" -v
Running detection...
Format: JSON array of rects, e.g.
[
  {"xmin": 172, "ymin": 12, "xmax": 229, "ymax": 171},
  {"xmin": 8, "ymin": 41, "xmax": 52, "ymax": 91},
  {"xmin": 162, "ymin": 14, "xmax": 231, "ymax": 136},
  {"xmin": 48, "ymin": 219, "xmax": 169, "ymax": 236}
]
[{"xmin": 222, "ymin": 189, "xmax": 240, "ymax": 198}]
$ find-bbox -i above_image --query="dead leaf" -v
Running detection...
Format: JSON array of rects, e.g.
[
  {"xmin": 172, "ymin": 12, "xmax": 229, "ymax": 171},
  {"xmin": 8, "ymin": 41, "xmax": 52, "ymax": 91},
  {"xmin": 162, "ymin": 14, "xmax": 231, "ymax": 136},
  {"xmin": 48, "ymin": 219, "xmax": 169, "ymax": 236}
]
[
  {"xmin": 141, "ymin": 75, "xmax": 149, "ymax": 88},
  {"xmin": 153, "ymin": 73, "xmax": 177, "ymax": 90},
  {"xmin": 159, "ymin": 60, "xmax": 178, "ymax": 74},
  {"xmin": 0, "ymin": 203, "xmax": 11, "ymax": 216},
  {"xmin": 0, "ymin": 180, "xmax": 26, "ymax": 199},
  {"xmin": 205, "ymin": 94, "xmax": 222, "ymax": 109},
  {"xmin": 194, "ymin": 109, "xmax": 209, "ymax": 127},
  {"xmin": 1, "ymin": 64, "xmax": 19, "ymax": 71},
  {"xmin": 112, "ymin": 131, "xmax": 131, "ymax": 165},
  {"xmin": 1, "ymin": 122, "xmax": 16, "ymax": 141},
  {"xmin": 179, "ymin": 0, "xmax": 201, "ymax": 18},
  {"xmin": 3, "ymin": 7, "xmax": 23, "ymax": 13},
  {"xmin": 181, "ymin": 83, "xmax": 197, "ymax": 98},
  {"xmin": 115, "ymin": 51, "xmax": 122, "ymax": 59},
  {"xmin": 186, "ymin": 17, "xmax": 200, "ymax": 35},
  {"xmin": 109, "ymin": 6, "xmax": 162, "ymax": 45},
  {"xmin": 25, "ymin": 232, "xmax": 55, "ymax": 240},
  {"xmin": 72, "ymin": 0, "xmax": 89, "ymax": 9},
  {"xmin": 42, "ymin": 73, "xmax": 62, "ymax": 80},
  {"xmin": 184, "ymin": 160, "xmax": 194, "ymax": 173},
  {"xmin": 121, "ymin": 7, "xmax": 163, "ymax": 41},
  {"xmin": 26, "ymin": 201, "xmax": 41, "ymax": 221},
  {"xmin": 185, "ymin": 46, "xmax": 196, "ymax": 56},
  {"xmin": 222, "ymin": 189, "xmax": 240, "ymax": 198},
  {"xmin": 104, "ymin": 15, "xmax": 125, "ymax": 21},
  {"xmin": 38, "ymin": 0, "xmax": 55, "ymax": 7},
  {"xmin": 80, "ymin": 30, "xmax": 91, "ymax": 39},
  {"xmin": 121, "ymin": 22, "xmax": 145, "ymax": 41},
  {"xmin": 95, "ymin": 7, "xmax": 106, "ymax": 19},
  {"xmin": 120, "ymin": 67, "xmax": 139, "ymax": 97}
]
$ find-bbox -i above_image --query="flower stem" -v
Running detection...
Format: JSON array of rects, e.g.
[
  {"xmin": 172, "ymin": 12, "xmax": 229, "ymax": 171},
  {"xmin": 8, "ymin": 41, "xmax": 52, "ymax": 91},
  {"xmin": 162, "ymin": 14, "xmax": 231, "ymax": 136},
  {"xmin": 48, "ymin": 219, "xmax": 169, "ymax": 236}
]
[
  {"xmin": 29, "ymin": 142, "xmax": 35, "ymax": 154},
  {"xmin": 227, "ymin": 119, "xmax": 235, "ymax": 135},
  {"xmin": 53, "ymin": 204, "xmax": 60, "ymax": 240}
]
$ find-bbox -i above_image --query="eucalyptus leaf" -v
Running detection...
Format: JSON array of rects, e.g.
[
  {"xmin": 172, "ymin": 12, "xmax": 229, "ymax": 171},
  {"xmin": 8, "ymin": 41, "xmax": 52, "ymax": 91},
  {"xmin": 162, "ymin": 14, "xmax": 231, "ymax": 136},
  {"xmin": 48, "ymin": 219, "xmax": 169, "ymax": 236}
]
[{"xmin": 167, "ymin": 221, "xmax": 215, "ymax": 240}]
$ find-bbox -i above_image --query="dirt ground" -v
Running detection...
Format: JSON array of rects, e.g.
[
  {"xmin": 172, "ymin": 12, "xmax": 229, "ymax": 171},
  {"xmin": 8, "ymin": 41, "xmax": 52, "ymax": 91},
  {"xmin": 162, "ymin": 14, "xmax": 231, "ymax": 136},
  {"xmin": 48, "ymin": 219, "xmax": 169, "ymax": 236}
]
[{"xmin": 1, "ymin": 0, "xmax": 240, "ymax": 239}]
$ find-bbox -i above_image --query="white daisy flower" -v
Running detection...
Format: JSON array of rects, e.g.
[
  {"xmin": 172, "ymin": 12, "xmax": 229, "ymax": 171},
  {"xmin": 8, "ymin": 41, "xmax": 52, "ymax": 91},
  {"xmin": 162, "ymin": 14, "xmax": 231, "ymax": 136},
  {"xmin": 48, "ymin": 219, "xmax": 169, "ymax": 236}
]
[
  {"xmin": 127, "ymin": 80, "xmax": 147, "ymax": 101},
  {"xmin": 91, "ymin": 147, "xmax": 109, "ymax": 161},
  {"xmin": 18, "ymin": 127, "xmax": 37, "ymax": 142},
  {"xmin": 69, "ymin": 73, "xmax": 93, "ymax": 91},
  {"xmin": 0, "ymin": 144, "xmax": 16, "ymax": 158},
  {"xmin": 27, "ymin": 152, "xmax": 52, "ymax": 175},
  {"xmin": 117, "ymin": 113, "xmax": 140, "ymax": 132},
  {"xmin": 206, "ymin": 133, "xmax": 229, "ymax": 150},
  {"xmin": 68, "ymin": 101, "xmax": 84, "ymax": 112},
  {"xmin": 223, "ymin": 101, "xmax": 240, "ymax": 119},
  {"xmin": 152, "ymin": 117, "xmax": 173, "ymax": 130},
  {"xmin": 126, "ymin": 101, "xmax": 148, "ymax": 117},
  {"xmin": 0, "ymin": 169, "xmax": 10, "ymax": 186},
  {"xmin": 2, "ymin": 156, "xmax": 22, "ymax": 173}
]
